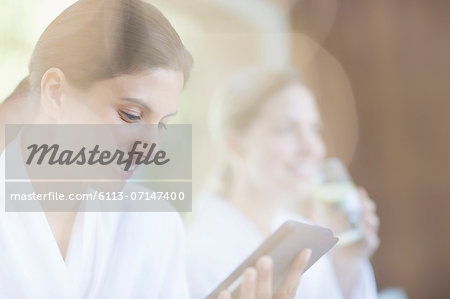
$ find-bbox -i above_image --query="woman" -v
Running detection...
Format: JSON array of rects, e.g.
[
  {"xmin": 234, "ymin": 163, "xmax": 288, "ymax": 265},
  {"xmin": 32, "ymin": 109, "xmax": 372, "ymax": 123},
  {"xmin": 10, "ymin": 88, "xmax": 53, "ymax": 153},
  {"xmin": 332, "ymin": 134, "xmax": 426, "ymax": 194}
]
[
  {"xmin": 186, "ymin": 68, "xmax": 380, "ymax": 299},
  {"xmin": 0, "ymin": 0, "xmax": 192, "ymax": 297},
  {"xmin": 0, "ymin": 1, "xmax": 309, "ymax": 298}
]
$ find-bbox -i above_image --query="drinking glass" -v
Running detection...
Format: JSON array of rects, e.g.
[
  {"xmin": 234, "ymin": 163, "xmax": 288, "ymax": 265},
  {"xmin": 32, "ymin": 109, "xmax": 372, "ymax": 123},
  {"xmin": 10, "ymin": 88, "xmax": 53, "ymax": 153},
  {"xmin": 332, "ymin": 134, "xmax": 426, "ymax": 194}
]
[{"xmin": 312, "ymin": 158, "xmax": 364, "ymax": 247}]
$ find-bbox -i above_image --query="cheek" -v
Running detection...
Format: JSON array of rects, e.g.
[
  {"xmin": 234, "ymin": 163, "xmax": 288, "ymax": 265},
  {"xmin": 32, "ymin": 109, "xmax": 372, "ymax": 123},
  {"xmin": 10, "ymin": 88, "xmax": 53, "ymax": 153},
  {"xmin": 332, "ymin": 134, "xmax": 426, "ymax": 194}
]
[
  {"xmin": 313, "ymin": 136, "xmax": 327, "ymax": 161},
  {"xmin": 267, "ymin": 136, "xmax": 299, "ymax": 164},
  {"xmin": 60, "ymin": 98, "xmax": 95, "ymax": 123},
  {"xmin": 245, "ymin": 136, "xmax": 296, "ymax": 176}
]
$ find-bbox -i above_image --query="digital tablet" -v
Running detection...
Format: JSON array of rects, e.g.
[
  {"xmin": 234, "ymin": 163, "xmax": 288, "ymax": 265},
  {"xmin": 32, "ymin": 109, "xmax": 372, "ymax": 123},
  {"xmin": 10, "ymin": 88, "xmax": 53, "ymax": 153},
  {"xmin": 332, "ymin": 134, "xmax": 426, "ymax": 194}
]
[{"xmin": 206, "ymin": 220, "xmax": 338, "ymax": 298}]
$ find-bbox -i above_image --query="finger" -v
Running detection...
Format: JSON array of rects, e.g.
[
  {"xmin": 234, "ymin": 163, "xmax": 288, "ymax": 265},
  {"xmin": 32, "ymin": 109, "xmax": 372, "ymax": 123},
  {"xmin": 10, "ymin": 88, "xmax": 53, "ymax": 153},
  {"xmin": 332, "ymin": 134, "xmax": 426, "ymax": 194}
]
[
  {"xmin": 372, "ymin": 234, "xmax": 380, "ymax": 252},
  {"xmin": 239, "ymin": 268, "xmax": 257, "ymax": 299},
  {"xmin": 217, "ymin": 290, "xmax": 231, "ymax": 299},
  {"xmin": 365, "ymin": 231, "xmax": 380, "ymax": 257},
  {"xmin": 365, "ymin": 198, "xmax": 377, "ymax": 212},
  {"xmin": 369, "ymin": 232, "xmax": 380, "ymax": 248},
  {"xmin": 256, "ymin": 256, "xmax": 273, "ymax": 299},
  {"xmin": 275, "ymin": 249, "xmax": 312, "ymax": 299},
  {"xmin": 357, "ymin": 186, "xmax": 368, "ymax": 198},
  {"xmin": 360, "ymin": 192, "xmax": 377, "ymax": 212},
  {"xmin": 364, "ymin": 212, "xmax": 380, "ymax": 231}
]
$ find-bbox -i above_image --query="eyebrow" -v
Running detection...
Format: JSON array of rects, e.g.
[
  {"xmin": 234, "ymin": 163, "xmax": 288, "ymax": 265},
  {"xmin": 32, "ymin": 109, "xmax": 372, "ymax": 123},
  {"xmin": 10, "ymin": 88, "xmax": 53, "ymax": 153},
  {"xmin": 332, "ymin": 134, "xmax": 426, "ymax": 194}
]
[{"xmin": 120, "ymin": 97, "xmax": 177, "ymax": 119}]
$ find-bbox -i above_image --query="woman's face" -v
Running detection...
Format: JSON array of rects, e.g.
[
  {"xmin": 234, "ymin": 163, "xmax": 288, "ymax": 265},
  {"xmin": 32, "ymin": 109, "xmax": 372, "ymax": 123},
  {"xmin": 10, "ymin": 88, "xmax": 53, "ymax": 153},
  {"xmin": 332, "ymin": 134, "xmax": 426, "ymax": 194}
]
[
  {"xmin": 41, "ymin": 68, "xmax": 184, "ymax": 181},
  {"xmin": 236, "ymin": 83, "xmax": 326, "ymax": 199}
]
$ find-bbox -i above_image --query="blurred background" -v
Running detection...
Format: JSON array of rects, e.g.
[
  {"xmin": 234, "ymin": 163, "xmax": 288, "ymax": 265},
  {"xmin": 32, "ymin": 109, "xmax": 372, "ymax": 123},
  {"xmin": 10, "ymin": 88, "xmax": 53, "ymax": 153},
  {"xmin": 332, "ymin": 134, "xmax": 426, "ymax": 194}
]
[{"xmin": 1, "ymin": 1, "xmax": 449, "ymax": 298}]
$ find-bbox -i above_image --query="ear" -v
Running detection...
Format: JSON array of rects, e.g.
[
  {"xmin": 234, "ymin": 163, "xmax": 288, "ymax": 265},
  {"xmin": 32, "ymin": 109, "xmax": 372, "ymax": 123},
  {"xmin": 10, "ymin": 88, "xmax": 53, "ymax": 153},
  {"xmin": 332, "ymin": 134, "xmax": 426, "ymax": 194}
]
[{"xmin": 40, "ymin": 68, "xmax": 67, "ymax": 120}]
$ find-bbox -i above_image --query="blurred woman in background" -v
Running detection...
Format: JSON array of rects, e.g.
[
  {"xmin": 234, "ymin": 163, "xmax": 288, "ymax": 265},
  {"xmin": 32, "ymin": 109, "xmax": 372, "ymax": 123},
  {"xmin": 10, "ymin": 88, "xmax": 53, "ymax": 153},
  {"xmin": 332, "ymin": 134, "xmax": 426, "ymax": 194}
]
[{"xmin": 186, "ymin": 67, "xmax": 380, "ymax": 299}]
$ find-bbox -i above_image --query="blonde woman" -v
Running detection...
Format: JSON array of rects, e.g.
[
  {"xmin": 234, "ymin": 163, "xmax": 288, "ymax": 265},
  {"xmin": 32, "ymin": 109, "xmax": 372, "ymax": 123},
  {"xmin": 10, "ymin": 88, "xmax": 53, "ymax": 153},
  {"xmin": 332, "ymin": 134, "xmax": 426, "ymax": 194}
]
[{"xmin": 187, "ymin": 68, "xmax": 379, "ymax": 299}]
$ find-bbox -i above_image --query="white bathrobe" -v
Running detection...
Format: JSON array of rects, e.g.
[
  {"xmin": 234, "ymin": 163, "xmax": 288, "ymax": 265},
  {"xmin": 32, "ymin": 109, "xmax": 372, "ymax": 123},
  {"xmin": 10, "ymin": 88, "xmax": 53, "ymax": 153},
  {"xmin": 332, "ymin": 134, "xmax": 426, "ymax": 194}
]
[
  {"xmin": 0, "ymin": 135, "xmax": 189, "ymax": 298},
  {"xmin": 186, "ymin": 192, "xmax": 377, "ymax": 299}
]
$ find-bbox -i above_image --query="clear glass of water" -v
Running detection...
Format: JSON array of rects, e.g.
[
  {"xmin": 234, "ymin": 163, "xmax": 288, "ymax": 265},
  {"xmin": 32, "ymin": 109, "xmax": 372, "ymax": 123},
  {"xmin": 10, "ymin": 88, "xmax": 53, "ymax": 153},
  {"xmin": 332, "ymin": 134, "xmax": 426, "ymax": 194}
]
[{"xmin": 312, "ymin": 158, "xmax": 364, "ymax": 247}]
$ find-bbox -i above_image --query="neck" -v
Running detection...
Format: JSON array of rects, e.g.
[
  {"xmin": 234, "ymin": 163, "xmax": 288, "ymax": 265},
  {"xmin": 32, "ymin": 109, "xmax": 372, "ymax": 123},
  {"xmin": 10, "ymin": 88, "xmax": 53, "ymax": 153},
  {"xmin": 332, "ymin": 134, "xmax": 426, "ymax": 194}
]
[{"xmin": 227, "ymin": 172, "xmax": 282, "ymax": 236}]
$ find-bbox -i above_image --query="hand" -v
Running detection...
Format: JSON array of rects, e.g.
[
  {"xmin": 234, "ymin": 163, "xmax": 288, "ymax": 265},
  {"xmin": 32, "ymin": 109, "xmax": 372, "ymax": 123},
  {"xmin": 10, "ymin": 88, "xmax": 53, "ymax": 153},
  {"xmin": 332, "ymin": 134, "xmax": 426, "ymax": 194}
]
[
  {"xmin": 217, "ymin": 249, "xmax": 312, "ymax": 299},
  {"xmin": 355, "ymin": 187, "xmax": 380, "ymax": 258},
  {"xmin": 319, "ymin": 186, "xmax": 380, "ymax": 259},
  {"xmin": 328, "ymin": 187, "xmax": 380, "ymax": 298},
  {"xmin": 335, "ymin": 187, "xmax": 380, "ymax": 259}
]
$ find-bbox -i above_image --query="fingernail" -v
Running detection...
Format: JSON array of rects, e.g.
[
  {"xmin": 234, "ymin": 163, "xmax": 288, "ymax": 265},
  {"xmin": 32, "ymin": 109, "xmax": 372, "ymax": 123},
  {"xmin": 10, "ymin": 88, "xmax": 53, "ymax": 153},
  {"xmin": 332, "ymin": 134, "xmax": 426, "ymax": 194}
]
[
  {"xmin": 302, "ymin": 248, "xmax": 312, "ymax": 262},
  {"xmin": 245, "ymin": 268, "xmax": 257, "ymax": 282},
  {"xmin": 259, "ymin": 256, "xmax": 273, "ymax": 271}
]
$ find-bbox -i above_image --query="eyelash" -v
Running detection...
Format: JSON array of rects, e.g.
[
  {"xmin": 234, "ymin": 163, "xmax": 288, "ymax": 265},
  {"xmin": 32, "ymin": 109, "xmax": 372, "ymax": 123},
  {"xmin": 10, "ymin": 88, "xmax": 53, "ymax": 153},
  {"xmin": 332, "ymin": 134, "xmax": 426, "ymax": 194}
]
[
  {"xmin": 119, "ymin": 110, "xmax": 141, "ymax": 123},
  {"xmin": 119, "ymin": 110, "xmax": 168, "ymax": 130}
]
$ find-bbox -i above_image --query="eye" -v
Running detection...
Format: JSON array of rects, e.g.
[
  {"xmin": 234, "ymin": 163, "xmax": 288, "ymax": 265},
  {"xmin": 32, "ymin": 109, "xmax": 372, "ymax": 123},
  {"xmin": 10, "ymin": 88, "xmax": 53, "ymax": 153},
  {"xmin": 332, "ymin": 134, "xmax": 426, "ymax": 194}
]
[{"xmin": 119, "ymin": 110, "xmax": 142, "ymax": 123}]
